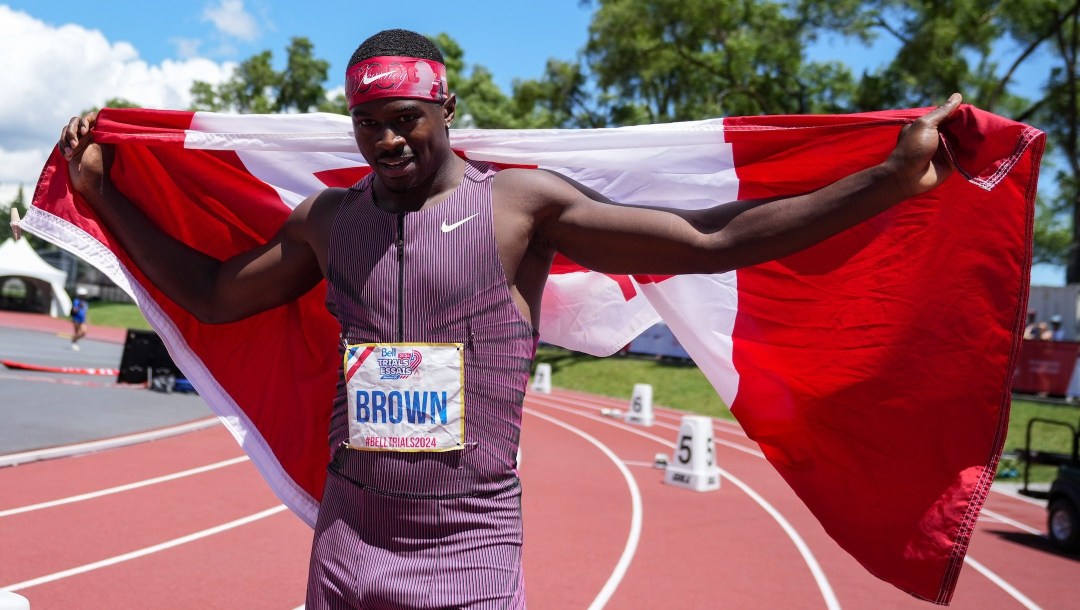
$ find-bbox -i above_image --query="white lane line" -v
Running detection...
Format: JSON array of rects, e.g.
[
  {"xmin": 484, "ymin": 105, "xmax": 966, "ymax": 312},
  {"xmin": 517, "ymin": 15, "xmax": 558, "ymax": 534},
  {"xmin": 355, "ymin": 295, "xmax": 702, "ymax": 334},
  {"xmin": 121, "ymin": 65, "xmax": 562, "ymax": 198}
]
[
  {"xmin": 621, "ymin": 460, "xmax": 662, "ymax": 469},
  {"xmin": 538, "ymin": 393, "xmax": 762, "ymax": 456},
  {"xmin": 529, "ymin": 397, "xmax": 840, "ymax": 610},
  {"xmin": 0, "ymin": 505, "xmax": 288, "ymax": 593},
  {"xmin": 963, "ymin": 557, "xmax": 1043, "ymax": 610},
  {"xmin": 545, "ymin": 390, "xmax": 748, "ymax": 436},
  {"xmin": 978, "ymin": 508, "xmax": 1043, "ymax": 537},
  {"xmin": 989, "ymin": 484, "xmax": 1049, "ymax": 507},
  {"xmin": 525, "ymin": 408, "xmax": 643, "ymax": 610},
  {"xmin": 0, "ymin": 456, "xmax": 249, "ymax": 518},
  {"xmin": 0, "ymin": 417, "xmax": 221, "ymax": 467},
  {"xmin": 720, "ymin": 467, "xmax": 841, "ymax": 610}
]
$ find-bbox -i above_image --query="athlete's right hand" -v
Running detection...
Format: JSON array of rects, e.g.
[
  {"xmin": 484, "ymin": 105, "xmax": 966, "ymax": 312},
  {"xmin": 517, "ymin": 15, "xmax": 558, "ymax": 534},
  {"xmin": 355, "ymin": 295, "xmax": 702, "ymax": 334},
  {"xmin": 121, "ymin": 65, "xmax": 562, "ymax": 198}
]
[{"xmin": 59, "ymin": 112, "xmax": 110, "ymax": 198}]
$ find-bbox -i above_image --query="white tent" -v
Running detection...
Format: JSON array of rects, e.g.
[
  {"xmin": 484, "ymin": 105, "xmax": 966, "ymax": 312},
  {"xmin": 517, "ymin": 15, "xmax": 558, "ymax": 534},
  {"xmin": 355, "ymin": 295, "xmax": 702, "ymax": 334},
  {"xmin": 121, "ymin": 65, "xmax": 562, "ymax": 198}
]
[{"xmin": 0, "ymin": 238, "xmax": 72, "ymax": 317}]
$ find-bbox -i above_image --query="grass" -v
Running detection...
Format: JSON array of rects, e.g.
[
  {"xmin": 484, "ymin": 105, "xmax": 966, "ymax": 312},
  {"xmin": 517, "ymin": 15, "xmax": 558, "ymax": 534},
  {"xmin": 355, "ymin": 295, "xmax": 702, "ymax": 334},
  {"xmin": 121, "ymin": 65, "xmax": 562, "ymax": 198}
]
[
  {"xmin": 534, "ymin": 345, "xmax": 732, "ymax": 420},
  {"xmin": 535, "ymin": 345, "xmax": 1080, "ymax": 483},
  {"xmin": 999, "ymin": 399, "xmax": 1080, "ymax": 484},
  {"xmin": 87, "ymin": 301, "xmax": 152, "ymax": 331}
]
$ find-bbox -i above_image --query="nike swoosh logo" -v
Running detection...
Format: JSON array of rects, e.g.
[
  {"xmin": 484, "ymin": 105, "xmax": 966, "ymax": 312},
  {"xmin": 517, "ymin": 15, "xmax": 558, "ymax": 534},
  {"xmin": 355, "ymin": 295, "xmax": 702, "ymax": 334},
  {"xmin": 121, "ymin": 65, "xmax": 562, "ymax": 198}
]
[
  {"xmin": 441, "ymin": 213, "xmax": 479, "ymax": 233},
  {"xmin": 361, "ymin": 70, "xmax": 397, "ymax": 85}
]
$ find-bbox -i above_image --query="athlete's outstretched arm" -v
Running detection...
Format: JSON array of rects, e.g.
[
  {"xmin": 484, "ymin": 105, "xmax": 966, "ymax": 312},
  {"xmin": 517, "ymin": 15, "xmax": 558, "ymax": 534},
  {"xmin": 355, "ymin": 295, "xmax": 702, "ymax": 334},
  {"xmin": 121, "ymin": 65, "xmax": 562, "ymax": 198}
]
[
  {"xmin": 60, "ymin": 113, "xmax": 327, "ymax": 324},
  {"xmin": 523, "ymin": 94, "xmax": 962, "ymax": 275}
]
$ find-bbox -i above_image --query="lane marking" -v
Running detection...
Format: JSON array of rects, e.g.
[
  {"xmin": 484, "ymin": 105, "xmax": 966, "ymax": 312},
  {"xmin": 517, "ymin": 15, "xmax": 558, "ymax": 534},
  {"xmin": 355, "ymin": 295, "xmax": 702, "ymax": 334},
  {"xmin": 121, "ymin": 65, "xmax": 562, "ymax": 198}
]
[
  {"xmin": 978, "ymin": 508, "xmax": 1043, "ymax": 536},
  {"xmin": 0, "ymin": 505, "xmax": 288, "ymax": 593},
  {"xmin": 989, "ymin": 484, "xmax": 1049, "ymax": 507},
  {"xmin": 0, "ymin": 417, "xmax": 220, "ymax": 467},
  {"xmin": 544, "ymin": 390, "xmax": 747, "ymax": 436},
  {"xmin": 621, "ymin": 460, "xmax": 662, "ymax": 468},
  {"xmin": 525, "ymin": 408, "xmax": 643, "ymax": 610},
  {"xmin": 529, "ymin": 397, "xmax": 840, "ymax": 610},
  {"xmin": 0, "ymin": 371, "xmax": 146, "ymax": 388},
  {"xmin": 0, "ymin": 456, "xmax": 249, "ymax": 518},
  {"xmin": 533, "ymin": 394, "xmax": 1049, "ymax": 609},
  {"xmin": 963, "ymin": 557, "xmax": 1043, "ymax": 610}
]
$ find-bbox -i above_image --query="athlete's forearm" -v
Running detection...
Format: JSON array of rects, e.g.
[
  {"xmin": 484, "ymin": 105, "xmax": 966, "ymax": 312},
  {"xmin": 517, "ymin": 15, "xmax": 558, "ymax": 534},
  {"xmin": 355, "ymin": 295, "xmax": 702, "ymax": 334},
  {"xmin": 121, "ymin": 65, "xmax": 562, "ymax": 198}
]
[{"xmin": 689, "ymin": 162, "xmax": 913, "ymax": 271}]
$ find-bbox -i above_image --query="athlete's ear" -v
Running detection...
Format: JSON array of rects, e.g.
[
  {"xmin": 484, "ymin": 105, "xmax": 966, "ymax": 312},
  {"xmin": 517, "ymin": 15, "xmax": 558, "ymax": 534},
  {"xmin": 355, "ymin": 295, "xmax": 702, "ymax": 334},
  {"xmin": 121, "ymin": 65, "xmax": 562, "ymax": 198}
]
[{"xmin": 442, "ymin": 94, "xmax": 456, "ymax": 128}]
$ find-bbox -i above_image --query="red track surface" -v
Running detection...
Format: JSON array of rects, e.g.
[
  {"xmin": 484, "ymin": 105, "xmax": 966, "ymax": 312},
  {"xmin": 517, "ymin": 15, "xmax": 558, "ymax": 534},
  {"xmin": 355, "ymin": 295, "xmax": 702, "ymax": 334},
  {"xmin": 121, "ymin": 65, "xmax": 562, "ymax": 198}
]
[
  {"xmin": 1, "ymin": 312, "xmax": 1075, "ymax": 608},
  {"xmin": 2, "ymin": 389, "xmax": 1076, "ymax": 609}
]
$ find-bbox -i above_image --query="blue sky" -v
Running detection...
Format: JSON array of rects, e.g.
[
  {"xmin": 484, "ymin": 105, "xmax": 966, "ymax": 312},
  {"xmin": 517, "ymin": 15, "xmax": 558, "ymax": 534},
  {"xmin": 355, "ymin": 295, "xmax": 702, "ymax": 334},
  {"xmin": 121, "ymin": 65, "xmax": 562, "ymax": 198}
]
[
  {"xmin": 2, "ymin": 1, "xmax": 597, "ymax": 92},
  {"xmin": 0, "ymin": 0, "xmax": 1062, "ymax": 284}
]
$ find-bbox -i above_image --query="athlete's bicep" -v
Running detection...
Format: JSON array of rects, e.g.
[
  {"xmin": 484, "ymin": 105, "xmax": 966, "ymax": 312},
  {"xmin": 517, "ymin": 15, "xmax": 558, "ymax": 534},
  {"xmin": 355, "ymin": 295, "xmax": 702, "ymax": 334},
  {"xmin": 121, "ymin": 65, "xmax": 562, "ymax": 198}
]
[
  {"xmin": 523, "ymin": 171, "xmax": 723, "ymax": 275},
  {"xmin": 206, "ymin": 194, "xmax": 329, "ymax": 322}
]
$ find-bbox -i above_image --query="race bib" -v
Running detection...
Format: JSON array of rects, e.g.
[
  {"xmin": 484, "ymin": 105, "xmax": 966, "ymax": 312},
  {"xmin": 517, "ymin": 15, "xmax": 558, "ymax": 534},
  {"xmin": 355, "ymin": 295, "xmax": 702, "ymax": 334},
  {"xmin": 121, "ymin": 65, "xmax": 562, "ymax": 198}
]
[{"xmin": 344, "ymin": 343, "xmax": 465, "ymax": 452}]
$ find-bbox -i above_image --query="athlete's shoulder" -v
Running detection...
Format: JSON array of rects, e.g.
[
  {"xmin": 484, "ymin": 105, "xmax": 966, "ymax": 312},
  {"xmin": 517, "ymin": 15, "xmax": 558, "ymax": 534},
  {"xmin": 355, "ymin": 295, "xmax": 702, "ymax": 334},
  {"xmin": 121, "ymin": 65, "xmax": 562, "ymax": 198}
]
[
  {"xmin": 294, "ymin": 187, "xmax": 348, "ymax": 217},
  {"xmin": 492, "ymin": 167, "xmax": 583, "ymax": 204}
]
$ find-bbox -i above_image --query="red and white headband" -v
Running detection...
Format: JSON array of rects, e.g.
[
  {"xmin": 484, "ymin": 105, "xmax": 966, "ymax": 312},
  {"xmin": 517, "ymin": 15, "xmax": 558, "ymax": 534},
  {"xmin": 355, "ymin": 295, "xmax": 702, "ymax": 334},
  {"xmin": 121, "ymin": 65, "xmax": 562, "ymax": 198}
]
[{"xmin": 345, "ymin": 56, "xmax": 448, "ymax": 109}]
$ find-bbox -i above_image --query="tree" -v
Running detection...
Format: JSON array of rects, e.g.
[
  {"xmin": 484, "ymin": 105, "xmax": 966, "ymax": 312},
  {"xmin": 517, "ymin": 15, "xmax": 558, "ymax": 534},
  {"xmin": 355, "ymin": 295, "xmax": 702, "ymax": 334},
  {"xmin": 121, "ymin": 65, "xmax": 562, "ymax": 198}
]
[
  {"xmin": 191, "ymin": 37, "xmax": 331, "ymax": 114},
  {"xmin": 800, "ymin": 0, "xmax": 1080, "ymax": 280},
  {"xmin": 433, "ymin": 33, "xmax": 531, "ymax": 128},
  {"xmin": 579, "ymin": 0, "xmax": 856, "ymax": 125}
]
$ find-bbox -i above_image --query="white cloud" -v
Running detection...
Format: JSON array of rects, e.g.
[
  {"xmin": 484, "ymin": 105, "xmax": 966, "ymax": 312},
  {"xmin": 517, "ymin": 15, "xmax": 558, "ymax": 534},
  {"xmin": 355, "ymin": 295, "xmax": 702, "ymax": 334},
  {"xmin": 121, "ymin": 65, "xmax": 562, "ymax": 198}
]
[
  {"xmin": 172, "ymin": 37, "xmax": 204, "ymax": 59},
  {"xmin": 0, "ymin": 6, "xmax": 235, "ymax": 201},
  {"xmin": 202, "ymin": 0, "xmax": 260, "ymax": 42}
]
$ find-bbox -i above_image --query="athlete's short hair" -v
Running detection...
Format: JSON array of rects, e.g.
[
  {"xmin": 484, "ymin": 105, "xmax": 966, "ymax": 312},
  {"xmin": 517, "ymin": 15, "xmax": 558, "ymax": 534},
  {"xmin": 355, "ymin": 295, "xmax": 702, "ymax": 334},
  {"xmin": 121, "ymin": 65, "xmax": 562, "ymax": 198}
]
[{"xmin": 348, "ymin": 29, "xmax": 444, "ymax": 67}]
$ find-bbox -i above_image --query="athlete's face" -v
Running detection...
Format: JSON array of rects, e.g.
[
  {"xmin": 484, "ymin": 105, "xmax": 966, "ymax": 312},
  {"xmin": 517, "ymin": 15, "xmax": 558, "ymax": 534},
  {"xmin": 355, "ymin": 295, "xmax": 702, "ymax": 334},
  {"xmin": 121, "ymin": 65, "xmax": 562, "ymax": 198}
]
[{"xmin": 350, "ymin": 95, "xmax": 456, "ymax": 193}]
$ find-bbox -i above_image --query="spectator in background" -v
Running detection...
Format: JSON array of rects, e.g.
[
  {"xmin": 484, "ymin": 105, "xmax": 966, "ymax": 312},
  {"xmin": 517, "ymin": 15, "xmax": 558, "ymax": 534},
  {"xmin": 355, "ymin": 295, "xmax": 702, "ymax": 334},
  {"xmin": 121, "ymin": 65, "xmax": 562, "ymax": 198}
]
[
  {"xmin": 70, "ymin": 287, "xmax": 88, "ymax": 351},
  {"xmin": 1051, "ymin": 315, "xmax": 1067, "ymax": 341},
  {"xmin": 1024, "ymin": 311, "xmax": 1038, "ymax": 339},
  {"xmin": 1033, "ymin": 321, "xmax": 1052, "ymax": 340}
]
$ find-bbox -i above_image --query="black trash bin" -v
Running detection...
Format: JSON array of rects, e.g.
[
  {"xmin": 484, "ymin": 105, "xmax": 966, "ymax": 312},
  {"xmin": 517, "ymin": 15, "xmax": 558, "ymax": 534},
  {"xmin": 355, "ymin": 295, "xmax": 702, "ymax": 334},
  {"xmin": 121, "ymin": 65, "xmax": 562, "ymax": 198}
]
[{"xmin": 117, "ymin": 329, "xmax": 185, "ymax": 392}]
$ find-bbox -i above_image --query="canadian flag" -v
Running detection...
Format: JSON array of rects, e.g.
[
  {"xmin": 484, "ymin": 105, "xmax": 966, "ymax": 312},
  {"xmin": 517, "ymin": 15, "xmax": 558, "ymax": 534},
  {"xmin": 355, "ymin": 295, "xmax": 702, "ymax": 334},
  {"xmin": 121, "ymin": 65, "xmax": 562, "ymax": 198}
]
[{"xmin": 25, "ymin": 106, "xmax": 1040, "ymax": 604}]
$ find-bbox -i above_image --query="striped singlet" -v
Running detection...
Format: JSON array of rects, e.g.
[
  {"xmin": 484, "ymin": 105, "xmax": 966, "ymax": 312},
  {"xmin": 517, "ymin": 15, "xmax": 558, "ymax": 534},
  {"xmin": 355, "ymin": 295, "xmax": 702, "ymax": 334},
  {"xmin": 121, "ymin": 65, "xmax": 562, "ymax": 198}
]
[{"xmin": 306, "ymin": 160, "xmax": 537, "ymax": 609}]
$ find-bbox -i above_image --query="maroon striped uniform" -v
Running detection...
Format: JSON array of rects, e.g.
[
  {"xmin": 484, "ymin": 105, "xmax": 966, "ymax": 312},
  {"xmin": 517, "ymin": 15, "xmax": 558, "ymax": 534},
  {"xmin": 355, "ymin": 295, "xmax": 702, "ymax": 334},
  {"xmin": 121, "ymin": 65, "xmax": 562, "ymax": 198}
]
[{"xmin": 307, "ymin": 160, "xmax": 536, "ymax": 609}]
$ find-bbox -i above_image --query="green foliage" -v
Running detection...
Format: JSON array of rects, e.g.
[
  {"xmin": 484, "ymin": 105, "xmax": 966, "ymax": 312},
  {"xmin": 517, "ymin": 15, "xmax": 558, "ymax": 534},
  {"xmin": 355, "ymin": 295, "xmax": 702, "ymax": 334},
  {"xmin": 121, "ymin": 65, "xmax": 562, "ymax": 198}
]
[
  {"xmin": 803, "ymin": 0, "xmax": 1080, "ymax": 275},
  {"xmin": 1034, "ymin": 193, "xmax": 1074, "ymax": 266},
  {"xmin": 582, "ymin": 0, "xmax": 857, "ymax": 123},
  {"xmin": 182, "ymin": 4, "xmax": 1080, "ymax": 267},
  {"xmin": 1001, "ymin": 399, "xmax": 1080, "ymax": 482},
  {"xmin": 190, "ymin": 36, "xmax": 332, "ymax": 114}
]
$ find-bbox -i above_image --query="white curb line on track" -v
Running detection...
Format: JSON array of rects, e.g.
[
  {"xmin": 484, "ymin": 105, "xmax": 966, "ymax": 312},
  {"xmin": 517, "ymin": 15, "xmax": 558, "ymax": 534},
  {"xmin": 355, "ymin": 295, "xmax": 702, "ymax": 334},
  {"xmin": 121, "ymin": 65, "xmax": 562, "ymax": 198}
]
[
  {"xmin": 0, "ymin": 505, "xmax": 288, "ymax": 593},
  {"xmin": 0, "ymin": 456, "xmax": 249, "ymax": 518},
  {"xmin": 0, "ymin": 417, "xmax": 221, "ymax": 467},
  {"xmin": 963, "ymin": 557, "xmax": 1042, "ymax": 610},
  {"xmin": 528, "ymin": 396, "xmax": 841, "ymax": 610},
  {"xmin": 524, "ymin": 408, "xmax": 644, "ymax": 610},
  {"xmin": 532, "ymin": 392, "xmax": 1045, "ymax": 610}
]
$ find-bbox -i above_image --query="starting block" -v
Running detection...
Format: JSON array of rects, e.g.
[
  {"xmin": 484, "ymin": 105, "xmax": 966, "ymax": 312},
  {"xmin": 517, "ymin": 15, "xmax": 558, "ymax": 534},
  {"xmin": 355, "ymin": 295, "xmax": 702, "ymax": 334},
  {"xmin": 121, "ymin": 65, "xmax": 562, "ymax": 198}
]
[
  {"xmin": 663, "ymin": 415, "xmax": 721, "ymax": 492},
  {"xmin": 0, "ymin": 591, "xmax": 30, "ymax": 610},
  {"xmin": 531, "ymin": 363, "xmax": 552, "ymax": 394},
  {"xmin": 624, "ymin": 383, "xmax": 654, "ymax": 426}
]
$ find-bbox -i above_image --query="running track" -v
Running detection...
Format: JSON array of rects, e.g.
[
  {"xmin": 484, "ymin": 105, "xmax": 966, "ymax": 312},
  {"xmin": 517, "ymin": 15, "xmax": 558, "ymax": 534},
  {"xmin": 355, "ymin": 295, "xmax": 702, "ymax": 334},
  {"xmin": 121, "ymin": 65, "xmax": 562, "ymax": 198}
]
[{"xmin": 1, "ymin": 324, "xmax": 1076, "ymax": 608}]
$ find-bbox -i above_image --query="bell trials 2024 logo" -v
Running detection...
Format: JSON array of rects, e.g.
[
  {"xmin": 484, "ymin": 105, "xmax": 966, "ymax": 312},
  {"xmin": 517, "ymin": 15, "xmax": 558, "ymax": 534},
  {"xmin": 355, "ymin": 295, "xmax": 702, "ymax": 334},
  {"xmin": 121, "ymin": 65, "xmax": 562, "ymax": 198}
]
[{"xmin": 378, "ymin": 347, "xmax": 423, "ymax": 380}]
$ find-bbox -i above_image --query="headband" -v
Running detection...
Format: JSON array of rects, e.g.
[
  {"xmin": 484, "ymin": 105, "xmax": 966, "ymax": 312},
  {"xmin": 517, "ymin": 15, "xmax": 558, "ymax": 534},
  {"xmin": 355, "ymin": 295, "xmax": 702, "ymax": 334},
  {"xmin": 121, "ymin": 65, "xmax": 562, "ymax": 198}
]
[{"xmin": 345, "ymin": 56, "xmax": 448, "ymax": 109}]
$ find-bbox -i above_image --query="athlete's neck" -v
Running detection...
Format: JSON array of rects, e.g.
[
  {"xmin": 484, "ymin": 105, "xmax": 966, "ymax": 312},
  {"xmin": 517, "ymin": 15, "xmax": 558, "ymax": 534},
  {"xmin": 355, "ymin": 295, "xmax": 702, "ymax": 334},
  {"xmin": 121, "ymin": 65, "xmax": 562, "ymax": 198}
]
[{"xmin": 372, "ymin": 155, "xmax": 467, "ymax": 214}]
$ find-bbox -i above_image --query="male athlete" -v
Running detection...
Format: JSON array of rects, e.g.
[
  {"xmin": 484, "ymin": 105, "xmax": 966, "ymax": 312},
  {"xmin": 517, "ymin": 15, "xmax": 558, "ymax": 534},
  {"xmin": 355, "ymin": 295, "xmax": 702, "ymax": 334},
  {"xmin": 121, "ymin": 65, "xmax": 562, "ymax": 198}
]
[{"xmin": 60, "ymin": 28, "xmax": 961, "ymax": 610}]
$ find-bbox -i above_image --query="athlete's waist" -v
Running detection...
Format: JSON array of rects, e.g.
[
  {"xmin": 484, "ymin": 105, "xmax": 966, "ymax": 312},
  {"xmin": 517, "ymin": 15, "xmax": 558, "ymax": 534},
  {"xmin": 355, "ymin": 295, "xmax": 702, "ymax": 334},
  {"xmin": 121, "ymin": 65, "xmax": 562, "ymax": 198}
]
[{"xmin": 329, "ymin": 442, "xmax": 519, "ymax": 499}]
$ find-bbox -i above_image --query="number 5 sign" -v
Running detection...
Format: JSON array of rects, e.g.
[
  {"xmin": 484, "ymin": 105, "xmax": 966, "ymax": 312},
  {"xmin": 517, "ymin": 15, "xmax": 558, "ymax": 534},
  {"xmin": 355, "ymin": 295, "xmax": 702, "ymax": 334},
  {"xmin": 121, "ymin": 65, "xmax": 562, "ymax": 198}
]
[{"xmin": 663, "ymin": 415, "xmax": 721, "ymax": 492}]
